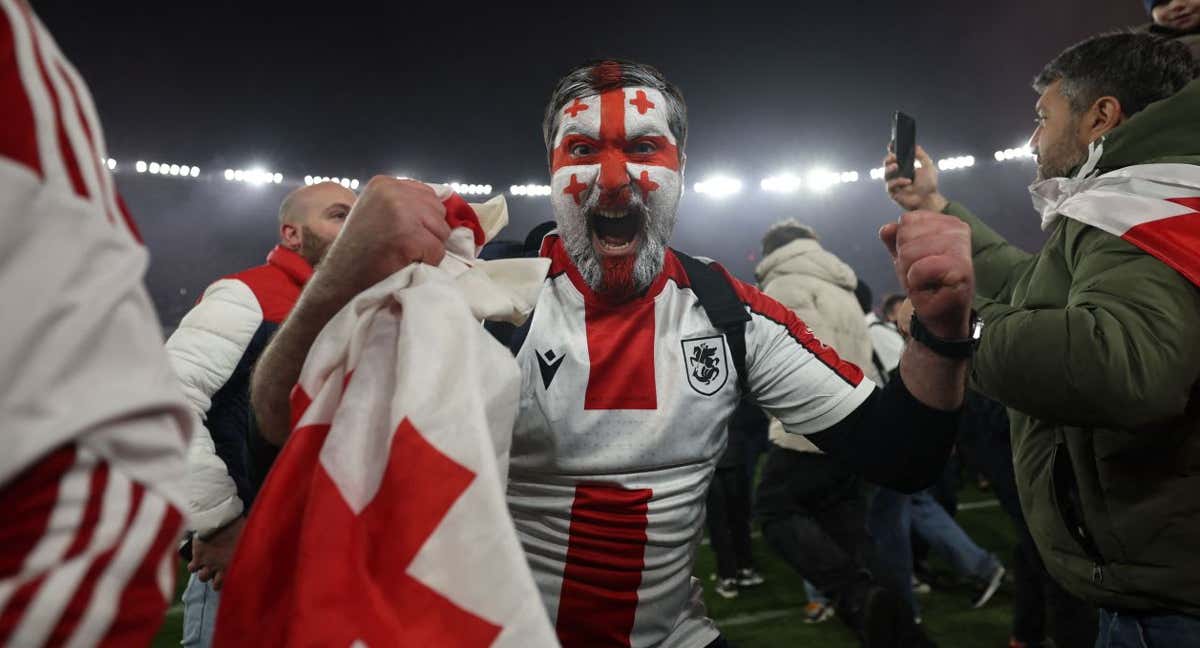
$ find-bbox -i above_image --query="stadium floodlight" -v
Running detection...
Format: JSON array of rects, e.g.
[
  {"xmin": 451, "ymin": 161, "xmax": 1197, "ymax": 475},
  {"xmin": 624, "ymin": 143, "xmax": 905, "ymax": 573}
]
[
  {"xmin": 339, "ymin": 178, "xmax": 350, "ymax": 188},
  {"xmin": 169, "ymin": 164, "xmax": 180, "ymax": 176},
  {"xmin": 868, "ymin": 166, "xmax": 885, "ymax": 180},
  {"xmin": 136, "ymin": 160, "xmax": 147, "ymax": 173},
  {"xmin": 224, "ymin": 169, "xmax": 235, "ymax": 181},
  {"xmin": 106, "ymin": 158, "xmax": 117, "ymax": 170},
  {"xmin": 181, "ymin": 165, "xmax": 191, "ymax": 176},
  {"xmin": 510, "ymin": 184, "xmax": 551, "ymax": 197},
  {"xmin": 805, "ymin": 168, "xmax": 840, "ymax": 193},
  {"xmin": 274, "ymin": 173, "xmax": 284, "ymax": 184},
  {"xmin": 995, "ymin": 145, "xmax": 1034, "ymax": 162},
  {"xmin": 149, "ymin": 162, "xmax": 160, "ymax": 174},
  {"xmin": 190, "ymin": 166, "xmax": 199, "ymax": 177},
  {"xmin": 234, "ymin": 169, "xmax": 245, "ymax": 181},
  {"xmin": 351, "ymin": 179, "xmax": 360, "ymax": 190},
  {"xmin": 937, "ymin": 155, "xmax": 976, "ymax": 172},
  {"xmin": 760, "ymin": 172, "xmax": 802, "ymax": 194},
  {"xmin": 840, "ymin": 171, "xmax": 860, "ymax": 183},
  {"xmin": 304, "ymin": 175, "xmax": 313, "ymax": 186},
  {"xmin": 694, "ymin": 175, "xmax": 743, "ymax": 198}
]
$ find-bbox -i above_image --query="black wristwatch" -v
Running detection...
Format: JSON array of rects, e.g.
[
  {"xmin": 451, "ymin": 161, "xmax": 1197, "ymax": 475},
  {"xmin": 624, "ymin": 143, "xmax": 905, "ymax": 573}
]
[{"xmin": 909, "ymin": 310, "xmax": 983, "ymax": 359}]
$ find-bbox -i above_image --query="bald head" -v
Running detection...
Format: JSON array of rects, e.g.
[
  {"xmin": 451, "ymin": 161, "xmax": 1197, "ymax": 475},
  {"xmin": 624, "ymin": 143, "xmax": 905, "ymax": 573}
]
[
  {"xmin": 277, "ymin": 181, "xmax": 356, "ymax": 267},
  {"xmin": 279, "ymin": 181, "xmax": 356, "ymax": 226}
]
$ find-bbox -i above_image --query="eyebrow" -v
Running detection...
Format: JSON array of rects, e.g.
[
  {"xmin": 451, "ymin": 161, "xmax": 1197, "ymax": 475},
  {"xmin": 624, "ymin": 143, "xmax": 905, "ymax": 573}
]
[{"xmin": 325, "ymin": 202, "xmax": 352, "ymax": 214}]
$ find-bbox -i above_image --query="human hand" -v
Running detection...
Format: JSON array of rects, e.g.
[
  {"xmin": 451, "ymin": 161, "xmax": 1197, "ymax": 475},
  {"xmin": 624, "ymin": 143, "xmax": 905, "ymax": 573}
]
[
  {"xmin": 323, "ymin": 177, "xmax": 451, "ymax": 293},
  {"xmin": 879, "ymin": 211, "xmax": 973, "ymax": 339},
  {"xmin": 188, "ymin": 516, "xmax": 246, "ymax": 592},
  {"xmin": 884, "ymin": 145, "xmax": 947, "ymax": 213}
]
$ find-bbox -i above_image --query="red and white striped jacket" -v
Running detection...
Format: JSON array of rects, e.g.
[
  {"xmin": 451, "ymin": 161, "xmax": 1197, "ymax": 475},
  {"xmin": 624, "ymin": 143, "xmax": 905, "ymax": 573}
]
[{"xmin": 0, "ymin": 0, "xmax": 191, "ymax": 508}]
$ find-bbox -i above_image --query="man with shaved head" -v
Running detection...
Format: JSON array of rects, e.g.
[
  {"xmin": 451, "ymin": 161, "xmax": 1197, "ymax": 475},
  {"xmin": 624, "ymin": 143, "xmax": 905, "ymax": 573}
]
[{"xmin": 165, "ymin": 181, "xmax": 352, "ymax": 647}]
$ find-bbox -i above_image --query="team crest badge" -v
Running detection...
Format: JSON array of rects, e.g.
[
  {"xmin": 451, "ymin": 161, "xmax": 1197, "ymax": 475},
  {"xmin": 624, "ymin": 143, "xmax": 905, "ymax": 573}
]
[{"xmin": 681, "ymin": 335, "xmax": 729, "ymax": 396}]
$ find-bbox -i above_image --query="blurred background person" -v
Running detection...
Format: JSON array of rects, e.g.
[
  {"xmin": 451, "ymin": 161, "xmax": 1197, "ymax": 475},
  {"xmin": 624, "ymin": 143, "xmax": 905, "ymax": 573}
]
[
  {"xmin": 1141, "ymin": 0, "xmax": 1200, "ymax": 61},
  {"xmin": 164, "ymin": 181, "xmax": 352, "ymax": 646},
  {"xmin": 705, "ymin": 400, "xmax": 767, "ymax": 599},
  {"xmin": 752, "ymin": 221, "xmax": 932, "ymax": 646}
]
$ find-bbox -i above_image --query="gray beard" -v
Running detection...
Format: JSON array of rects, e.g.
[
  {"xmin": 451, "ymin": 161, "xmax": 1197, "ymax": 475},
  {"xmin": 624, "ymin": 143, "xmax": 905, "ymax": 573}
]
[{"xmin": 556, "ymin": 190, "xmax": 676, "ymax": 295}]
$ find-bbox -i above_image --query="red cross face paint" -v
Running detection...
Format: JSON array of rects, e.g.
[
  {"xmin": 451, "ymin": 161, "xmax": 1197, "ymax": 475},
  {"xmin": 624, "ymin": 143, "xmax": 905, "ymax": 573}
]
[{"xmin": 549, "ymin": 86, "xmax": 684, "ymax": 299}]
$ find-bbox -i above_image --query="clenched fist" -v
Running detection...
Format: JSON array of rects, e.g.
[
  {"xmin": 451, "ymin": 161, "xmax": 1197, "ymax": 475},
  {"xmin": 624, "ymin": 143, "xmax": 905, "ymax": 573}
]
[
  {"xmin": 322, "ymin": 176, "xmax": 451, "ymax": 293},
  {"xmin": 879, "ymin": 211, "xmax": 974, "ymax": 339}
]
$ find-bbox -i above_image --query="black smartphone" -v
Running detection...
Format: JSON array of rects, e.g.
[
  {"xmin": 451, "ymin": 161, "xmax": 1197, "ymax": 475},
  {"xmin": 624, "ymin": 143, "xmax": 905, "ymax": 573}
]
[{"xmin": 890, "ymin": 111, "xmax": 916, "ymax": 181}]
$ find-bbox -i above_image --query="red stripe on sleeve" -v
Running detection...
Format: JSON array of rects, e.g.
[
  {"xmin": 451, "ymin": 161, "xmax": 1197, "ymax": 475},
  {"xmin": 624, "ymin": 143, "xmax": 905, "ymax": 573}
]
[
  {"xmin": 556, "ymin": 482, "xmax": 653, "ymax": 648},
  {"xmin": 712, "ymin": 262, "xmax": 864, "ymax": 386},
  {"xmin": 0, "ymin": 4, "xmax": 40, "ymax": 176},
  {"xmin": 18, "ymin": 3, "xmax": 86, "ymax": 198}
]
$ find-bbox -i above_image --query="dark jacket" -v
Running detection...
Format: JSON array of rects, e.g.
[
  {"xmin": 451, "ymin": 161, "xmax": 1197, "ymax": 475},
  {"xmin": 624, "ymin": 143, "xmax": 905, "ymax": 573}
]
[{"xmin": 946, "ymin": 80, "xmax": 1200, "ymax": 614}]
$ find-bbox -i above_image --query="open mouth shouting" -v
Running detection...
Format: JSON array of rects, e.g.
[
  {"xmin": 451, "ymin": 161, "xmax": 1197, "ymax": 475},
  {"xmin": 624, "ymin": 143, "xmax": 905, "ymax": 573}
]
[{"xmin": 590, "ymin": 207, "xmax": 644, "ymax": 256}]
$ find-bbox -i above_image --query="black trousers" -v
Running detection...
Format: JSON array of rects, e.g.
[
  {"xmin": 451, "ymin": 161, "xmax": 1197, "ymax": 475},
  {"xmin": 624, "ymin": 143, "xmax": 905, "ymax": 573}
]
[
  {"xmin": 705, "ymin": 464, "xmax": 755, "ymax": 579},
  {"xmin": 755, "ymin": 447, "xmax": 871, "ymax": 600}
]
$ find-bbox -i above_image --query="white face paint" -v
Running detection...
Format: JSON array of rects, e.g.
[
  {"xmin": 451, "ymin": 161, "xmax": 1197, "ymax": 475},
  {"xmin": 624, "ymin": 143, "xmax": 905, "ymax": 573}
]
[{"xmin": 548, "ymin": 86, "xmax": 683, "ymax": 298}]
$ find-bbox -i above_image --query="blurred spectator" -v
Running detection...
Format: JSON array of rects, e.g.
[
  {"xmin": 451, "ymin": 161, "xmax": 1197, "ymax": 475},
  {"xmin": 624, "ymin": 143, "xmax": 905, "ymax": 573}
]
[
  {"xmin": 1141, "ymin": 0, "xmax": 1200, "ymax": 61},
  {"xmin": 1, "ymin": 4, "xmax": 190, "ymax": 644},
  {"xmin": 165, "ymin": 182, "xmax": 352, "ymax": 646},
  {"xmin": 754, "ymin": 222, "xmax": 931, "ymax": 645},
  {"xmin": 887, "ymin": 31, "xmax": 1200, "ymax": 647},
  {"xmin": 705, "ymin": 400, "xmax": 766, "ymax": 599}
]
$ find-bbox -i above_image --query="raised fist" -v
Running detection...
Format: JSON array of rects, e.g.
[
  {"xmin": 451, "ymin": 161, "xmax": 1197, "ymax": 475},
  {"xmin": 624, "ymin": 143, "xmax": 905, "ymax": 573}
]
[{"xmin": 879, "ymin": 211, "xmax": 974, "ymax": 339}]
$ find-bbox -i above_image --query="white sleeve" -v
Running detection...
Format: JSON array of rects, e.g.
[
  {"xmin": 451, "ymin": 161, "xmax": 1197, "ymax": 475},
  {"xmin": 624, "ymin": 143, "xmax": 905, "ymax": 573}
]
[
  {"xmin": 0, "ymin": 1, "xmax": 190, "ymax": 500},
  {"xmin": 165, "ymin": 278, "xmax": 262, "ymax": 533},
  {"xmin": 868, "ymin": 324, "xmax": 904, "ymax": 373},
  {"xmin": 739, "ymin": 285, "xmax": 875, "ymax": 436}
]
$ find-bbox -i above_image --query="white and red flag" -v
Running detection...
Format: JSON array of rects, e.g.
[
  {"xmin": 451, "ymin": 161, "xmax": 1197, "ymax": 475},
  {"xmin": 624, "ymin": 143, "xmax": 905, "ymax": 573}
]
[
  {"xmin": 213, "ymin": 188, "xmax": 557, "ymax": 647},
  {"xmin": 1033, "ymin": 162, "xmax": 1200, "ymax": 286}
]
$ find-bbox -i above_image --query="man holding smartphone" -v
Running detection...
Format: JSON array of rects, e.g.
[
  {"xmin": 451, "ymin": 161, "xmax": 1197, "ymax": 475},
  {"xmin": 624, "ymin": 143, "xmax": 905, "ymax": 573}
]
[{"xmin": 885, "ymin": 32, "xmax": 1200, "ymax": 648}]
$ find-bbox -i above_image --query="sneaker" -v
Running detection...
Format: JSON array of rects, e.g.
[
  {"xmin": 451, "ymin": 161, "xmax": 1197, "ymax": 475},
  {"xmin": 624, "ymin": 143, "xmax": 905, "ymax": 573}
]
[
  {"xmin": 911, "ymin": 575, "xmax": 932, "ymax": 595},
  {"xmin": 714, "ymin": 577, "xmax": 738, "ymax": 599},
  {"xmin": 972, "ymin": 565, "xmax": 1006, "ymax": 609},
  {"xmin": 803, "ymin": 601, "xmax": 835, "ymax": 624},
  {"xmin": 736, "ymin": 567, "xmax": 764, "ymax": 587}
]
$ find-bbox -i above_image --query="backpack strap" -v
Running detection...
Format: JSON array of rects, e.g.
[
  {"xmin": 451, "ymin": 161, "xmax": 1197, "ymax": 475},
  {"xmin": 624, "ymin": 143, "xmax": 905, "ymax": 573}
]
[{"xmin": 672, "ymin": 249, "xmax": 752, "ymax": 396}]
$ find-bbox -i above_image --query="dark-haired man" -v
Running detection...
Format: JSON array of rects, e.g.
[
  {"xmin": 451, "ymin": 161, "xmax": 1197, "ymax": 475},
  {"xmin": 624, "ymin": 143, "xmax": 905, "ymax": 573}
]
[
  {"xmin": 255, "ymin": 59, "xmax": 978, "ymax": 648},
  {"xmin": 887, "ymin": 31, "xmax": 1200, "ymax": 646}
]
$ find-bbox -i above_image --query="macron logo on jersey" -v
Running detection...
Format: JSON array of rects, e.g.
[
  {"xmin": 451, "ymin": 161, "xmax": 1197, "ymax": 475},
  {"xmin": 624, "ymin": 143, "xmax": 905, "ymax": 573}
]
[{"xmin": 536, "ymin": 348, "xmax": 565, "ymax": 390}]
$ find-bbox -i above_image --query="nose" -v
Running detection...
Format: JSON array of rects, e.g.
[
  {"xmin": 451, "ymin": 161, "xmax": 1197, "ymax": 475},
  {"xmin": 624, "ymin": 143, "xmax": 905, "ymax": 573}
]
[
  {"xmin": 596, "ymin": 152, "xmax": 632, "ymax": 208},
  {"xmin": 1027, "ymin": 126, "xmax": 1042, "ymax": 158}
]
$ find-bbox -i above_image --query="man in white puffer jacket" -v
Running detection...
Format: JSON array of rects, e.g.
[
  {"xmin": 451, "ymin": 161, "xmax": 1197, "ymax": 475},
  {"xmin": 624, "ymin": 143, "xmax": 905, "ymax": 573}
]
[{"xmin": 752, "ymin": 220, "xmax": 917, "ymax": 640}]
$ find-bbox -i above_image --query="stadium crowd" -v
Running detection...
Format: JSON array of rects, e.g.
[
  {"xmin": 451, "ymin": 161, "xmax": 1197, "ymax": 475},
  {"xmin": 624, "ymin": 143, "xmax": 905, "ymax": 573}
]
[{"xmin": 2, "ymin": 1, "xmax": 1199, "ymax": 647}]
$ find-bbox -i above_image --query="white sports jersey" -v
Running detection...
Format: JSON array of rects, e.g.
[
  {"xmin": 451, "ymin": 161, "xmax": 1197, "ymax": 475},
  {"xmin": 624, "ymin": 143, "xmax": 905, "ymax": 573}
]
[{"xmin": 508, "ymin": 236, "xmax": 874, "ymax": 648}]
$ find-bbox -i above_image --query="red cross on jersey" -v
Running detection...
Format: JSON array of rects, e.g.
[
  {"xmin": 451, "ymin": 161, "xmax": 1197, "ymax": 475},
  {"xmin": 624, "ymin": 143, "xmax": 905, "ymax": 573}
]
[{"xmin": 508, "ymin": 235, "xmax": 872, "ymax": 648}]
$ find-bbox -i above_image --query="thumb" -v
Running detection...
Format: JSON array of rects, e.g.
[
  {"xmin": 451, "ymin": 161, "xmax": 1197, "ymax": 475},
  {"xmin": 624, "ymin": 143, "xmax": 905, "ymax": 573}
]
[
  {"xmin": 879, "ymin": 223, "xmax": 899, "ymax": 259},
  {"xmin": 915, "ymin": 145, "xmax": 935, "ymax": 169}
]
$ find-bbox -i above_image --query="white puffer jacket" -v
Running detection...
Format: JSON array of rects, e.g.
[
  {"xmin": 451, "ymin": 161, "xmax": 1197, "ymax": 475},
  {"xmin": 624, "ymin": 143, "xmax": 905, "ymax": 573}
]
[{"xmin": 756, "ymin": 238, "xmax": 878, "ymax": 452}]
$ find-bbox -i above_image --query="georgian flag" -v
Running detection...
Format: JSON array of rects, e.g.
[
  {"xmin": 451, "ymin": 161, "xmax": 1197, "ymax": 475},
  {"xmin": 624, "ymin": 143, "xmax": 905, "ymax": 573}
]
[
  {"xmin": 213, "ymin": 188, "xmax": 557, "ymax": 647},
  {"xmin": 1032, "ymin": 163, "xmax": 1200, "ymax": 286}
]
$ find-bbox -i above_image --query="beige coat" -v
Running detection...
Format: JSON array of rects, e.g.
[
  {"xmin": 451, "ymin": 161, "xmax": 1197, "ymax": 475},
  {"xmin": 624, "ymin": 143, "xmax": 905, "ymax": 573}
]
[{"xmin": 755, "ymin": 238, "xmax": 878, "ymax": 452}]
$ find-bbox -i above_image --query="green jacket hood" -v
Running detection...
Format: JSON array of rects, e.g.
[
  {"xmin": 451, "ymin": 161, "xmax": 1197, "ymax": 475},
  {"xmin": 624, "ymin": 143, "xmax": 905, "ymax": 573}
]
[{"xmin": 1097, "ymin": 78, "xmax": 1200, "ymax": 172}]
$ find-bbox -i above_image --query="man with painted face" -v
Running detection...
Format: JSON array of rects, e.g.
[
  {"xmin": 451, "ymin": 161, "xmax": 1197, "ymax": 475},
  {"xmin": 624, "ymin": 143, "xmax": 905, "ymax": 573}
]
[{"xmin": 252, "ymin": 59, "xmax": 977, "ymax": 648}]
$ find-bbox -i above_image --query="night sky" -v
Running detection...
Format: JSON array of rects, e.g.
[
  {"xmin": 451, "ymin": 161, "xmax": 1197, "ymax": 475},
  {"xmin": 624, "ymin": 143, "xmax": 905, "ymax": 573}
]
[{"xmin": 35, "ymin": 1, "xmax": 1149, "ymax": 327}]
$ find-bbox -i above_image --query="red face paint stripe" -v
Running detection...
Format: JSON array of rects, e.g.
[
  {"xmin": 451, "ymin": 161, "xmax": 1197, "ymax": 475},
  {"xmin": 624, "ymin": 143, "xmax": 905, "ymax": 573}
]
[
  {"xmin": 584, "ymin": 296, "xmax": 658, "ymax": 410},
  {"xmin": 1122, "ymin": 200, "xmax": 1200, "ymax": 287},
  {"xmin": 19, "ymin": 3, "xmax": 87, "ymax": 198},
  {"xmin": 555, "ymin": 482, "xmax": 652, "ymax": 648},
  {"xmin": 713, "ymin": 262, "xmax": 865, "ymax": 386},
  {"xmin": 0, "ymin": 7, "xmax": 41, "ymax": 177}
]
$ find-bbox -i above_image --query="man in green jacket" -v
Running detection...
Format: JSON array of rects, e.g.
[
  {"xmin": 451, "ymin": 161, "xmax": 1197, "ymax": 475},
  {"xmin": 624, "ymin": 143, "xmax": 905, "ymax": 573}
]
[{"xmin": 885, "ymin": 32, "xmax": 1200, "ymax": 647}]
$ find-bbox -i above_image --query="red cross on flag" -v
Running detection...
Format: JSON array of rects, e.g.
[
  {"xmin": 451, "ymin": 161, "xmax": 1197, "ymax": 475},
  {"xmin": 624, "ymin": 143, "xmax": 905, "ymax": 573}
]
[
  {"xmin": 213, "ymin": 188, "xmax": 557, "ymax": 648},
  {"xmin": 1033, "ymin": 163, "xmax": 1200, "ymax": 287}
]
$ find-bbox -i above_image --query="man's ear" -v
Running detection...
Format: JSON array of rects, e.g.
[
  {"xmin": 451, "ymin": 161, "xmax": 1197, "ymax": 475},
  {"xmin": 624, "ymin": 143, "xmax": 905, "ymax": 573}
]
[
  {"xmin": 1084, "ymin": 95, "xmax": 1125, "ymax": 142},
  {"xmin": 280, "ymin": 222, "xmax": 301, "ymax": 251}
]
